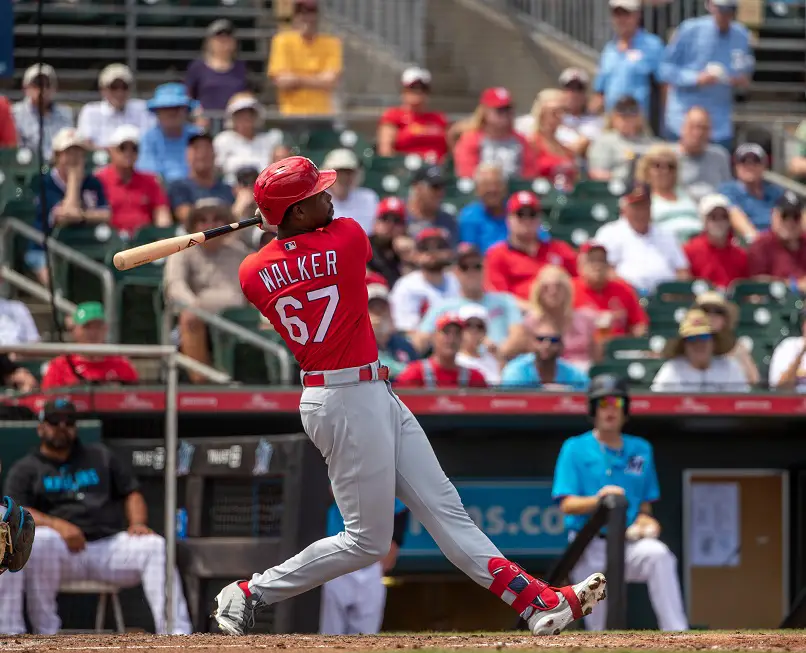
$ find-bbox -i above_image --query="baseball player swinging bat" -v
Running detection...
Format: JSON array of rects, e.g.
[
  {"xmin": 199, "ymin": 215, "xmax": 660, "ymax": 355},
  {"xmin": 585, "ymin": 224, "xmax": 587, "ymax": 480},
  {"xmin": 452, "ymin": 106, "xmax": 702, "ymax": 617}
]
[
  {"xmin": 211, "ymin": 156, "xmax": 607, "ymax": 637},
  {"xmin": 112, "ymin": 216, "xmax": 261, "ymax": 271}
]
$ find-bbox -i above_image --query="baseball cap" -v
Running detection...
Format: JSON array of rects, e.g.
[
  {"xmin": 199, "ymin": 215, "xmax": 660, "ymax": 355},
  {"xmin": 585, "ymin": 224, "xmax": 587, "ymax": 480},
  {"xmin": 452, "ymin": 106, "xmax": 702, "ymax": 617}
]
[
  {"xmin": 23, "ymin": 63, "xmax": 57, "ymax": 86},
  {"xmin": 458, "ymin": 303, "xmax": 489, "ymax": 325},
  {"xmin": 579, "ymin": 241, "xmax": 608, "ymax": 256},
  {"xmin": 108, "ymin": 125, "xmax": 140, "ymax": 148},
  {"xmin": 415, "ymin": 226, "xmax": 450, "ymax": 245},
  {"xmin": 401, "ymin": 67, "xmax": 432, "ymax": 88},
  {"xmin": 734, "ymin": 142, "xmax": 768, "ymax": 163},
  {"xmin": 52, "ymin": 128, "xmax": 89, "ymax": 154},
  {"xmin": 322, "ymin": 148, "xmax": 359, "ymax": 171},
  {"xmin": 367, "ymin": 283, "xmax": 390, "ymax": 303},
  {"xmin": 507, "ymin": 190, "xmax": 541, "ymax": 214},
  {"xmin": 98, "ymin": 63, "xmax": 133, "ymax": 88},
  {"xmin": 147, "ymin": 82, "xmax": 197, "ymax": 112},
  {"xmin": 73, "ymin": 301, "xmax": 106, "ymax": 326},
  {"xmin": 776, "ymin": 191, "xmax": 805, "ymax": 215},
  {"xmin": 376, "ymin": 196, "xmax": 406, "ymax": 219},
  {"xmin": 226, "ymin": 92, "xmax": 261, "ymax": 116},
  {"xmin": 698, "ymin": 193, "xmax": 731, "ymax": 219},
  {"xmin": 39, "ymin": 398, "xmax": 77, "ymax": 424},
  {"xmin": 207, "ymin": 18, "xmax": 234, "ymax": 36},
  {"xmin": 412, "ymin": 165, "xmax": 446, "ymax": 187},
  {"xmin": 435, "ymin": 312, "xmax": 464, "ymax": 331},
  {"xmin": 480, "ymin": 87, "xmax": 513, "ymax": 109},
  {"xmin": 188, "ymin": 131, "xmax": 214, "ymax": 146},
  {"xmin": 609, "ymin": 0, "xmax": 641, "ymax": 9},
  {"xmin": 559, "ymin": 67, "xmax": 590, "ymax": 87}
]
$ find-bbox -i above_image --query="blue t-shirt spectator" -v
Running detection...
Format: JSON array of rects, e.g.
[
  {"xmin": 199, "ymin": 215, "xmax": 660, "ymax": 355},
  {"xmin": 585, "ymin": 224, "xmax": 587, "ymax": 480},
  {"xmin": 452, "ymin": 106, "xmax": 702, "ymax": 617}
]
[
  {"xmin": 718, "ymin": 179, "xmax": 783, "ymax": 231},
  {"xmin": 551, "ymin": 431, "xmax": 660, "ymax": 532},
  {"xmin": 167, "ymin": 177, "xmax": 235, "ymax": 213},
  {"xmin": 594, "ymin": 29, "xmax": 664, "ymax": 116},
  {"xmin": 500, "ymin": 353, "xmax": 589, "ymax": 390},
  {"xmin": 418, "ymin": 293, "xmax": 522, "ymax": 346},
  {"xmin": 458, "ymin": 201, "xmax": 508, "ymax": 254},
  {"xmin": 137, "ymin": 123, "xmax": 200, "ymax": 184},
  {"xmin": 185, "ymin": 59, "xmax": 248, "ymax": 112},
  {"xmin": 659, "ymin": 15, "xmax": 754, "ymax": 145}
]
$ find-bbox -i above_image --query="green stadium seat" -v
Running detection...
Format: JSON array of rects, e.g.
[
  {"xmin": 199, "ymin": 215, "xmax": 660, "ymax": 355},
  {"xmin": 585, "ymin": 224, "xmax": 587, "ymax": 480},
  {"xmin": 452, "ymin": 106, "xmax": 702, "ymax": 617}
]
[
  {"xmin": 303, "ymin": 129, "xmax": 373, "ymax": 158},
  {"xmin": 553, "ymin": 196, "xmax": 620, "ymax": 225},
  {"xmin": 589, "ymin": 358, "xmax": 664, "ymax": 387},
  {"xmin": 604, "ymin": 336, "xmax": 667, "ymax": 361},
  {"xmin": 363, "ymin": 170, "xmax": 407, "ymax": 197},
  {"xmin": 546, "ymin": 222, "xmax": 595, "ymax": 247},
  {"xmin": 735, "ymin": 303, "xmax": 792, "ymax": 342},
  {"xmin": 646, "ymin": 301, "xmax": 689, "ymax": 332},
  {"xmin": 571, "ymin": 179, "xmax": 625, "ymax": 199},
  {"xmin": 51, "ymin": 224, "xmax": 124, "ymax": 304},
  {"xmin": 653, "ymin": 279, "xmax": 712, "ymax": 304}
]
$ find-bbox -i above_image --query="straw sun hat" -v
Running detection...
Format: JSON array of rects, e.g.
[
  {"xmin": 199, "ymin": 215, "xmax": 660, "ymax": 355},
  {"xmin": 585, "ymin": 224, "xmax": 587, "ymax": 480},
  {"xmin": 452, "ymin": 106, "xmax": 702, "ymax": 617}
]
[{"xmin": 663, "ymin": 308, "xmax": 736, "ymax": 358}]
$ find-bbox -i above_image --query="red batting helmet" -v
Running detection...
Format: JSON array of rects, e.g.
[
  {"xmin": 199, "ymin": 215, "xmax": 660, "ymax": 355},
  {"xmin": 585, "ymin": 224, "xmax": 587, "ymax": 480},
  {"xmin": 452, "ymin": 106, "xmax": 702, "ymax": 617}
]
[{"xmin": 253, "ymin": 156, "xmax": 337, "ymax": 226}]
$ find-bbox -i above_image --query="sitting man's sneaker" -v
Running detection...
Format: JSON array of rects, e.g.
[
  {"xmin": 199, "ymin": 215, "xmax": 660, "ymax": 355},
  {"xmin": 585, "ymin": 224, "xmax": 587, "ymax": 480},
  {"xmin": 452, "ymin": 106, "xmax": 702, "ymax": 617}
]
[
  {"xmin": 487, "ymin": 558, "xmax": 606, "ymax": 636},
  {"xmin": 213, "ymin": 580, "xmax": 262, "ymax": 635},
  {"xmin": 527, "ymin": 572, "xmax": 607, "ymax": 636}
]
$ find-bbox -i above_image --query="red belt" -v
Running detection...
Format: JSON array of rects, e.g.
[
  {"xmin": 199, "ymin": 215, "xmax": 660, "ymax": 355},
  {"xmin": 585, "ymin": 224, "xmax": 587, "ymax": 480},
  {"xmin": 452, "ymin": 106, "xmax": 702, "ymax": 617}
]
[{"xmin": 302, "ymin": 364, "xmax": 390, "ymax": 388}]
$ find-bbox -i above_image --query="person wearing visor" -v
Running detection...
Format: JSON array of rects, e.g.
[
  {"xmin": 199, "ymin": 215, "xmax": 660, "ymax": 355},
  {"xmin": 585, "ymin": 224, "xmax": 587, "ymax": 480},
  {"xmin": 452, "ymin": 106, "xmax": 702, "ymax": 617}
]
[
  {"xmin": 659, "ymin": 0, "xmax": 754, "ymax": 151},
  {"xmin": 652, "ymin": 308, "xmax": 750, "ymax": 392},
  {"xmin": 552, "ymin": 375, "xmax": 689, "ymax": 631},
  {"xmin": 377, "ymin": 67, "xmax": 448, "ymax": 161},
  {"xmin": 0, "ymin": 399, "xmax": 192, "ymax": 635}
]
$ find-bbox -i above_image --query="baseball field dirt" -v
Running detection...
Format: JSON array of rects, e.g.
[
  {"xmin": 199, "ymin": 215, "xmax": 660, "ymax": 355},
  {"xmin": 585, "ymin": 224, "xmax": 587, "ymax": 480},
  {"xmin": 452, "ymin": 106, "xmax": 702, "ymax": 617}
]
[{"xmin": 2, "ymin": 632, "xmax": 806, "ymax": 653}]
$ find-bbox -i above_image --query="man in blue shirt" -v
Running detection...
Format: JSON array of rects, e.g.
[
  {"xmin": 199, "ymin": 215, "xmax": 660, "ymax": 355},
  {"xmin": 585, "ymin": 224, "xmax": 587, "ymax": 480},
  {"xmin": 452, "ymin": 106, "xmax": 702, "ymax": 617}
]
[
  {"xmin": 500, "ymin": 315, "xmax": 589, "ymax": 389},
  {"xmin": 659, "ymin": 0, "xmax": 754, "ymax": 151},
  {"xmin": 415, "ymin": 243, "xmax": 522, "ymax": 353},
  {"xmin": 320, "ymin": 497, "xmax": 408, "ymax": 635},
  {"xmin": 137, "ymin": 83, "xmax": 200, "ymax": 184},
  {"xmin": 457, "ymin": 163, "xmax": 508, "ymax": 254},
  {"xmin": 718, "ymin": 142, "xmax": 783, "ymax": 238},
  {"xmin": 167, "ymin": 131, "xmax": 235, "ymax": 226},
  {"xmin": 552, "ymin": 375, "xmax": 688, "ymax": 631},
  {"xmin": 592, "ymin": 0, "xmax": 665, "ymax": 117}
]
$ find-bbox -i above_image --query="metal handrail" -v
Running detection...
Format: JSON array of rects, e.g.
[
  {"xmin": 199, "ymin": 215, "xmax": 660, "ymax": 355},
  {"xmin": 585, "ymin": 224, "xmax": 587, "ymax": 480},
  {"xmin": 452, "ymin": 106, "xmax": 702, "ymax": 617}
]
[
  {"xmin": 162, "ymin": 301, "xmax": 293, "ymax": 385},
  {"xmin": 0, "ymin": 266, "xmax": 232, "ymax": 384},
  {"xmin": 0, "ymin": 218, "xmax": 119, "ymax": 342}
]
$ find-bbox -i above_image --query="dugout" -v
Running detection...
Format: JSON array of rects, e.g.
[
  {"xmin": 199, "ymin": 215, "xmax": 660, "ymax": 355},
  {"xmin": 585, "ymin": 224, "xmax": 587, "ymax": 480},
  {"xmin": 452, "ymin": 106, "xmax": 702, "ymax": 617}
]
[{"xmin": 3, "ymin": 388, "xmax": 806, "ymax": 631}]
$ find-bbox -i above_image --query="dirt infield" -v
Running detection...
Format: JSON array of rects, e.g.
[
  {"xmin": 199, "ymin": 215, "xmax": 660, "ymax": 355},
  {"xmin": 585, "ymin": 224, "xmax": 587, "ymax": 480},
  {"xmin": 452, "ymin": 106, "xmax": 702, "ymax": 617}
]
[{"xmin": 2, "ymin": 632, "xmax": 806, "ymax": 653}]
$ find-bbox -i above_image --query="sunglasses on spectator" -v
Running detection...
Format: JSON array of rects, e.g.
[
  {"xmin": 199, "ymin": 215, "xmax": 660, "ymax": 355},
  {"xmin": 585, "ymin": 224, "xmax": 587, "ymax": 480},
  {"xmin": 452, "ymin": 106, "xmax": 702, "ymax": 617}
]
[
  {"xmin": 459, "ymin": 262, "xmax": 483, "ymax": 272},
  {"xmin": 32, "ymin": 78, "xmax": 52, "ymax": 89},
  {"xmin": 406, "ymin": 82, "xmax": 430, "ymax": 93},
  {"xmin": 707, "ymin": 210, "xmax": 729, "ymax": 221},
  {"xmin": 464, "ymin": 319, "xmax": 486, "ymax": 332},
  {"xmin": 616, "ymin": 108, "xmax": 640, "ymax": 117},
  {"xmin": 418, "ymin": 240, "xmax": 449, "ymax": 252},
  {"xmin": 611, "ymin": 7, "xmax": 632, "ymax": 16},
  {"xmin": 700, "ymin": 305, "xmax": 726, "ymax": 317},
  {"xmin": 118, "ymin": 143, "xmax": 138, "ymax": 153},
  {"xmin": 493, "ymin": 105, "xmax": 513, "ymax": 114},
  {"xmin": 651, "ymin": 161, "xmax": 677, "ymax": 170},
  {"xmin": 108, "ymin": 82, "xmax": 129, "ymax": 92},
  {"xmin": 536, "ymin": 335, "xmax": 562, "ymax": 344},
  {"xmin": 737, "ymin": 155, "xmax": 763, "ymax": 165},
  {"xmin": 44, "ymin": 414, "xmax": 76, "ymax": 427},
  {"xmin": 596, "ymin": 396, "xmax": 625, "ymax": 409},
  {"xmin": 515, "ymin": 210, "xmax": 540, "ymax": 219},
  {"xmin": 377, "ymin": 213, "xmax": 405, "ymax": 225},
  {"xmin": 780, "ymin": 211, "xmax": 801, "ymax": 222},
  {"xmin": 564, "ymin": 82, "xmax": 587, "ymax": 92},
  {"xmin": 684, "ymin": 334, "xmax": 712, "ymax": 343}
]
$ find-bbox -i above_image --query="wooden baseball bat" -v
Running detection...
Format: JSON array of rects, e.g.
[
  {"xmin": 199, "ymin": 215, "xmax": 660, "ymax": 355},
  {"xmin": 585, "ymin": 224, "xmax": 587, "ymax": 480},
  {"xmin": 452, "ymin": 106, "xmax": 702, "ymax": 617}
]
[{"xmin": 113, "ymin": 216, "xmax": 262, "ymax": 271}]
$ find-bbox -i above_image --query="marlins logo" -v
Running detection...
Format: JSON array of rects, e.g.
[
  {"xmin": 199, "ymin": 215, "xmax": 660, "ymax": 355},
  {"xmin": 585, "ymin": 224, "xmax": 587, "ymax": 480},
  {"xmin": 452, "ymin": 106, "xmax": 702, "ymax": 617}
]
[{"xmin": 284, "ymin": 241, "xmax": 297, "ymax": 251}]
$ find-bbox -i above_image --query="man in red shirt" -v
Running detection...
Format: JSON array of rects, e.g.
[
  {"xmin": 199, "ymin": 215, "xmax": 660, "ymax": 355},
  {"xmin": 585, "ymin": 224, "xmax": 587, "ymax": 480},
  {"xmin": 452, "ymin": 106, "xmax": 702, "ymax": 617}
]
[
  {"xmin": 573, "ymin": 242, "xmax": 647, "ymax": 337},
  {"xmin": 41, "ymin": 302, "xmax": 139, "ymax": 390},
  {"xmin": 95, "ymin": 125, "xmax": 172, "ymax": 237},
  {"xmin": 747, "ymin": 192, "xmax": 806, "ymax": 290},
  {"xmin": 215, "ymin": 156, "xmax": 605, "ymax": 637},
  {"xmin": 484, "ymin": 191, "xmax": 577, "ymax": 307},
  {"xmin": 0, "ymin": 96, "xmax": 17, "ymax": 147},
  {"xmin": 395, "ymin": 313, "xmax": 487, "ymax": 388},
  {"xmin": 683, "ymin": 194, "xmax": 748, "ymax": 290}
]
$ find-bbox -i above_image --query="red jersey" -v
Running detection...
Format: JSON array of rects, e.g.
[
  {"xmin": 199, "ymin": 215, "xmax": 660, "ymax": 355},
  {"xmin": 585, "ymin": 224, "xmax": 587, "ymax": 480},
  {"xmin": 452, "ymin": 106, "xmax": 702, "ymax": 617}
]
[
  {"xmin": 95, "ymin": 165, "xmax": 169, "ymax": 235},
  {"xmin": 239, "ymin": 217, "xmax": 379, "ymax": 372},
  {"xmin": 683, "ymin": 234, "xmax": 748, "ymax": 289},
  {"xmin": 747, "ymin": 232, "xmax": 806, "ymax": 280},
  {"xmin": 379, "ymin": 106, "xmax": 449, "ymax": 161},
  {"xmin": 395, "ymin": 358, "xmax": 487, "ymax": 388},
  {"xmin": 42, "ymin": 355, "xmax": 139, "ymax": 390},
  {"xmin": 572, "ymin": 277, "xmax": 647, "ymax": 336},
  {"xmin": 484, "ymin": 239, "xmax": 578, "ymax": 299}
]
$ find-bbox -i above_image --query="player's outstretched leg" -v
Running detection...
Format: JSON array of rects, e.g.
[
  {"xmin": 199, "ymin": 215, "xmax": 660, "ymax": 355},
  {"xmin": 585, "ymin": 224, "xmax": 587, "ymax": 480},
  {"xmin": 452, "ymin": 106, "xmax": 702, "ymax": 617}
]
[
  {"xmin": 214, "ymin": 380, "xmax": 398, "ymax": 635},
  {"xmin": 392, "ymin": 399, "xmax": 606, "ymax": 635}
]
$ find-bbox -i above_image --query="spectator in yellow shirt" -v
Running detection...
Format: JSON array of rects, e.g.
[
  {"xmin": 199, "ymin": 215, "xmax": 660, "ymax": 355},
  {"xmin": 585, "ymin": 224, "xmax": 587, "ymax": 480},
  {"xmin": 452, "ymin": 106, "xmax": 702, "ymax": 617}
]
[{"xmin": 267, "ymin": 0, "xmax": 343, "ymax": 116}]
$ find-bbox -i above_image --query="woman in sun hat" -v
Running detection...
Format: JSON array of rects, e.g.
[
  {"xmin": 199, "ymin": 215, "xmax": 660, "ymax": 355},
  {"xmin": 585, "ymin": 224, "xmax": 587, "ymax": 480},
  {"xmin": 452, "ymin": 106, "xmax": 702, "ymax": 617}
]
[{"xmin": 651, "ymin": 308, "xmax": 750, "ymax": 392}]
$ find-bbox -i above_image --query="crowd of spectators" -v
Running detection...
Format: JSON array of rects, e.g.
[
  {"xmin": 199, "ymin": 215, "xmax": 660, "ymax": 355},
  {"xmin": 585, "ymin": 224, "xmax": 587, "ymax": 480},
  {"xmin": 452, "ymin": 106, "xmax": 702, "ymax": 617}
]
[{"xmin": 1, "ymin": 0, "xmax": 806, "ymax": 394}]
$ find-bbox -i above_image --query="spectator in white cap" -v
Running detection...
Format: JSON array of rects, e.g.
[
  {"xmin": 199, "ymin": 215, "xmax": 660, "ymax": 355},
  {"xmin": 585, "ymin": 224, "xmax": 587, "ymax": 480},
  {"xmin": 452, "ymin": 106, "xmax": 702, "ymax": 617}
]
[
  {"xmin": 26, "ymin": 128, "xmax": 109, "ymax": 285},
  {"xmin": 12, "ymin": 64, "xmax": 73, "ymax": 160},
  {"xmin": 322, "ymin": 148, "xmax": 379, "ymax": 233},
  {"xmin": 186, "ymin": 19, "xmax": 248, "ymax": 112},
  {"xmin": 95, "ymin": 125, "xmax": 172, "ymax": 236},
  {"xmin": 456, "ymin": 304, "xmax": 501, "ymax": 385},
  {"xmin": 76, "ymin": 64, "xmax": 155, "ymax": 149},
  {"xmin": 376, "ymin": 67, "xmax": 448, "ymax": 162},
  {"xmin": 213, "ymin": 92, "xmax": 283, "ymax": 184}
]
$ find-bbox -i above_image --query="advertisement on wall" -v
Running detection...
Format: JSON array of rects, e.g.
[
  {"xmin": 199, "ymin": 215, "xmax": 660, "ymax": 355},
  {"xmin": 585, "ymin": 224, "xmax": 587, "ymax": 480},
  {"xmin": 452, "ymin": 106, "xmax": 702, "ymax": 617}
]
[{"xmin": 399, "ymin": 480, "xmax": 567, "ymax": 557}]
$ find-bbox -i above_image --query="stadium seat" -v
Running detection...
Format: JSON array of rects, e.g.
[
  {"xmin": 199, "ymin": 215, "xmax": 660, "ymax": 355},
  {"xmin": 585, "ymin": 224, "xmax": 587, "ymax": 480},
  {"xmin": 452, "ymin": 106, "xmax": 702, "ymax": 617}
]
[
  {"xmin": 547, "ymin": 222, "xmax": 595, "ymax": 247},
  {"xmin": 604, "ymin": 336, "xmax": 667, "ymax": 361},
  {"xmin": 553, "ymin": 196, "xmax": 620, "ymax": 225},
  {"xmin": 52, "ymin": 224, "xmax": 124, "ymax": 304},
  {"xmin": 303, "ymin": 128, "xmax": 372, "ymax": 158},
  {"xmin": 571, "ymin": 179, "xmax": 625, "ymax": 199},
  {"xmin": 735, "ymin": 303, "xmax": 792, "ymax": 341},
  {"xmin": 589, "ymin": 358, "xmax": 664, "ymax": 388},
  {"xmin": 362, "ymin": 170, "xmax": 407, "ymax": 197},
  {"xmin": 646, "ymin": 301, "xmax": 689, "ymax": 337},
  {"xmin": 653, "ymin": 279, "xmax": 712, "ymax": 304}
]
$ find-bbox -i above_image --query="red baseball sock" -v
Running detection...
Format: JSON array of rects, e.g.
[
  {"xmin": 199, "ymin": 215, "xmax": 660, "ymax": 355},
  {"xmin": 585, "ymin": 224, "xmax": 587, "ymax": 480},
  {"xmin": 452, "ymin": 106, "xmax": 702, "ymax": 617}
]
[
  {"xmin": 487, "ymin": 558, "xmax": 560, "ymax": 619},
  {"xmin": 238, "ymin": 580, "xmax": 252, "ymax": 597}
]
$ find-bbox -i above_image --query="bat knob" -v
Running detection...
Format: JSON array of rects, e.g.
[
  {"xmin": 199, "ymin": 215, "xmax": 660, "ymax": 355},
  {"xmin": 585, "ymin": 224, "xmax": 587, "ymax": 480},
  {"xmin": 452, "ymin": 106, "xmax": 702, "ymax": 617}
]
[{"xmin": 113, "ymin": 252, "xmax": 127, "ymax": 271}]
